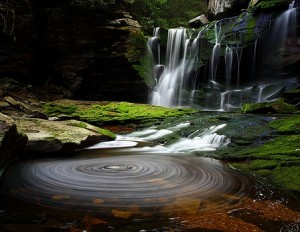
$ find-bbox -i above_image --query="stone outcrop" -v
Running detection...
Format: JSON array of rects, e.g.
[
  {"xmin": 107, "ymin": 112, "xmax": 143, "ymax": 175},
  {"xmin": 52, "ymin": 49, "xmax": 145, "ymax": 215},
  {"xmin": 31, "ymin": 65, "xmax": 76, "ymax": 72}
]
[
  {"xmin": 207, "ymin": 0, "xmax": 251, "ymax": 19},
  {"xmin": 189, "ymin": 14, "xmax": 210, "ymax": 28},
  {"xmin": 0, "ymin": 1, "xmax": 148, "ymax": 102},
  {"xmin": 0, "ymin": 113, "xmax": 27, "ymax": 168},
  {"xmin": 15, "ymin": 118, "xmax": 116, "ymax": 153}
]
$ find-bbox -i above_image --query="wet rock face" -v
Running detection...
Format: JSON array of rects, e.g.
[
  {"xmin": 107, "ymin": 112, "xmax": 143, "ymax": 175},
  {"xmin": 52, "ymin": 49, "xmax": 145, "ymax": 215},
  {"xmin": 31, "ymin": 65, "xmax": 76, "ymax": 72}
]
[
  {"xmin": 0, "ymin": 2, "xmax": 148, "ymax": 102},
  {"xmin": 45, "ymin": 5, "xmax": 148, "ymax": 102},
  {"xmin": 207, "ymin": 0, "xmax": 251, "ymax": 19}
]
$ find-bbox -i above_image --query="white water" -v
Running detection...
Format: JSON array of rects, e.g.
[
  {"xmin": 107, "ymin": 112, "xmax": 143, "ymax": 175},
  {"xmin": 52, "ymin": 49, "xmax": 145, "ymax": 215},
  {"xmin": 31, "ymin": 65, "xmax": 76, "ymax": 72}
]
[
  {"xmin": 225, "ymin": 46, "xmax": 233, "ymax": 85},
  {"xmin": 268, "ymin": 1, "xmax": 298, "ymax": 52},
  {"xmin": 87, "ymin": 123, "xmax": 230, "ymax": 153},
  {"xmin": 150, "ymin": 28, "xmax": 201, "ymax": 107},
  {"xmin": 210, "ymin": 21, "xmax": 222, "ymax": 81}
]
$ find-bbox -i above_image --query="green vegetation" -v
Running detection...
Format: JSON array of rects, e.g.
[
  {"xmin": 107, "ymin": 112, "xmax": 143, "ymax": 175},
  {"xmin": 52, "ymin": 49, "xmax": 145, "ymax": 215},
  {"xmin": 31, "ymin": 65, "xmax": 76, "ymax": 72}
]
[
  {"xmin": 269, "ymin": 116, "xmax": 300, "ymax": 134},
  {"xmin": 125, "ymin": 31, "xmax": 155, "ymax": 87},
  {"xmin": 252, "ymin": 0, "xmax": 291, "ymax": 10},
  {"xmin": 42, "ymin": 99, "xmax": 197, "ymax": 127},
  {"xmin": 126, "ymin": 0, "xmax": 207, "ymax": 33},
  {"xmin": 126, "ymin": 31, "xmax": 147, "ymax": 63},
  {"xmin": 220, "ymin": 114, "xmax": 300, "ymax": 197},
  {"xmin": 66, "ymin": 121, "xmax": 116, "ymax": 138}
]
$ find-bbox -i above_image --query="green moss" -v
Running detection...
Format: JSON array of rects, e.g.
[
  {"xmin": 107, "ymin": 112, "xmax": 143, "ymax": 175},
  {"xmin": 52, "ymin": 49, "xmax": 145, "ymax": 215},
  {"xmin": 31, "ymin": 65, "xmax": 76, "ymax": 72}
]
[
  {"xmin": 241, "ymin": 99, "xmax": 295, "ymax": 114},
  {"xmin": 126, "ymin": 31, "xmax": 147, "ymax": 63},
  {"xmin": 254, "ymin": 169, "xmax": 272, "ymax": 177},
  {"xmin": 43, "ymin": 103, "xmax": 78, "ymax": 116},
  {"xmin": 237, "ymin": 135, "xmax": 300, "ymax": 158},
  {"xmin": 218, "ymin": 113, "xmax": 300, "ymax": 197},
  {"xmin": 95, "ymin": 128, "xmax": 116, "ymax": 139},
  {"xmin": 254, "ymin": 0, "xmax": 290, "ymax": 10},
  {"xmin": 67, "ymin": 121, "xmax": 88, "ymax": 129},
  {"xmin": 248, "ymin": 159, "xmax": 279, "ymax": 170},
  {"xmin": 269, "ymin": 116, "xmax": 300, "ymax": 134},
  {"xmin": 126, "ymin": 31, "xmax": 156, "ymax": 87},
  {"xmin": 133, "ymin": 52, "xmax": 155, "ymax": 87},
  {"xmin": 42, "ymin": 100, "xmax": 196, "ymax": 126},
  {"xmin": 272, "ymin": 166, "xmax": 300, "ymax": 193}
]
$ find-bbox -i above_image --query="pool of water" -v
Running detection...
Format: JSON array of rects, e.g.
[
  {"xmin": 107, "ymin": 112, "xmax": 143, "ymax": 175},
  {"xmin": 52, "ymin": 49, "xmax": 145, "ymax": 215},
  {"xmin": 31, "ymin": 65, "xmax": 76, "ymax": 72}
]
[{"xmin": 0, "ymin": 124, "xmax": 299, "ymax": 231}]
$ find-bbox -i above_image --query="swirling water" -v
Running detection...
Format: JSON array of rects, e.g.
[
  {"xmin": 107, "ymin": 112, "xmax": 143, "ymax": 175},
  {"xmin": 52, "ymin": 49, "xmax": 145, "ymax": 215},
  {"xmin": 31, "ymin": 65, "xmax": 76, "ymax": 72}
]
[{"xmin": 0, "ymin": 124, "xmax": 299, "ymax": 231}]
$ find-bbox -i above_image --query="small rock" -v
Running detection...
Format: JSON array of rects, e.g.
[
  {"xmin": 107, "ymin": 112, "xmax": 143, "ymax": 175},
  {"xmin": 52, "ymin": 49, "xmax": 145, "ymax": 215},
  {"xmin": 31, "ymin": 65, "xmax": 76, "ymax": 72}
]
[{"xmin": 189, "ymin": 14, "xmax": 210, "ymax": 28}]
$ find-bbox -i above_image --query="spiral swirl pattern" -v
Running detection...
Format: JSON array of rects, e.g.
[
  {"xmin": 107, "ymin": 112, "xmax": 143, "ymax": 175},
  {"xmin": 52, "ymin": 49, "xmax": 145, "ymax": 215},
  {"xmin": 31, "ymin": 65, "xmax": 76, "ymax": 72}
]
[{"xmin": 1, "ymin": 155, "xmax": 250, "ymax": 213}]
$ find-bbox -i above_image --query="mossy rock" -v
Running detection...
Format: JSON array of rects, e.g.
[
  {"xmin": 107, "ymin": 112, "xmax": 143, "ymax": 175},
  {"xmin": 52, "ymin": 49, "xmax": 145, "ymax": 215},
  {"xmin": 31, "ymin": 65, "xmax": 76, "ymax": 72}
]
[
  {"xmin": 252, "ymin": 0, "xmax": 291, "ymax": 11},
  {"xmin": 42, "ymin": 99, "xmax": 197, "ymax": 128},
  {"xmin": 272, "ymin": 166, "xmax": 300, "ymax": 194},
  {"xmin": 215, "ymin": 112, "xmax": 300, "ymax": 197},
  {"xmin": 126, "ymin": 31, "xmax": 147, "ymax": 63},
  {"xmin": 241, "ymin": 99, "xmax": 296, "ymax": 114}
]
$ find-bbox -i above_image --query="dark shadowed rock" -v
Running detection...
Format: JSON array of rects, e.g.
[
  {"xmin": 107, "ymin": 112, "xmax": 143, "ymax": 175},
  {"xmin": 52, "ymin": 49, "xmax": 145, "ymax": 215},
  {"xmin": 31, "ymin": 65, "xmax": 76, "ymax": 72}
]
[{"xmin": 0, "ymin": 113, "xmax": 27, "ymax": 168}]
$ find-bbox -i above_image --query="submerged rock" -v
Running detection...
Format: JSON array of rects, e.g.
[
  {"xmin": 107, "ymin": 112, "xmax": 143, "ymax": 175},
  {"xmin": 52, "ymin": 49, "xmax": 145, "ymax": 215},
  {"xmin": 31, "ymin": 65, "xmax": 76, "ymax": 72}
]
[
  {"xmin": 15, "ymin": 118, "xmax": 115, "ymax": 153},
  {"xmin": 0, "ymin": 113, "xmax": 27, "ymax": 168}
]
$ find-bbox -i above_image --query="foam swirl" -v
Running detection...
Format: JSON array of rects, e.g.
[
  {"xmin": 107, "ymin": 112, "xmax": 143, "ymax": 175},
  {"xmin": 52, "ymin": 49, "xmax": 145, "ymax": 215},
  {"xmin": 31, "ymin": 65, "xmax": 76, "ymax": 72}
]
[{"xmin": 1, "ymin": 155, "xmax": 250, "ymax": 213}]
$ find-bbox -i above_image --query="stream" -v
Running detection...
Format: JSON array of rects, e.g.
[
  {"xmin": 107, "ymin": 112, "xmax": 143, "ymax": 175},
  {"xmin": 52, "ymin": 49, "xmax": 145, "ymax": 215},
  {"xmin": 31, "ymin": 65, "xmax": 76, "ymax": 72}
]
[{"xmin": 0, "ymin": 122, "xmax": 300, "ymax": 231}]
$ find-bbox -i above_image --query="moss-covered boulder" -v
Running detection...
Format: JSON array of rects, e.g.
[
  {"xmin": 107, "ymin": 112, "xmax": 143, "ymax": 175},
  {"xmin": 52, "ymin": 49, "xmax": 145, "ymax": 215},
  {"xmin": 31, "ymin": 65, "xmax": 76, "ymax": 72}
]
[
  {"xmin": 0, "ymin": 113, "xmax": 28, "ymax": 168},
  {"xmin": 15, "ymin": 118, "xmax": 115, "ymax": 153},
  {"xmin": 241, "ymin": 99, "xmax": 296, "ymax": 114},
  {"xmin": 42, "ymin": 99, "xmax": 197, "ymax": 129}
]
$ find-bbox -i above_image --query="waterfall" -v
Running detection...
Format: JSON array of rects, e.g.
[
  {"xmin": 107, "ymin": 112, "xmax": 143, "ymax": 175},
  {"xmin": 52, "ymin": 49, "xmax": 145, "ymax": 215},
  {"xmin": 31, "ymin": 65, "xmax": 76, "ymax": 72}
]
[
  {"xmin": 225, "ymin": 46, "xmax": 233, "ymax": 85},
  {"xmin": 148, "ymin": 1, "xmax": 299, "ymax": 111},
  {"xmin": 210, "ymin": 21, "xmax": 222, "ymax": 81},
  {"xmin": 268, "ymin": 1, "xmax": 298, "ymax": 52},
  {"xmin": 150, "ymin": 28, "xmax": 199, "ymax": 107}
]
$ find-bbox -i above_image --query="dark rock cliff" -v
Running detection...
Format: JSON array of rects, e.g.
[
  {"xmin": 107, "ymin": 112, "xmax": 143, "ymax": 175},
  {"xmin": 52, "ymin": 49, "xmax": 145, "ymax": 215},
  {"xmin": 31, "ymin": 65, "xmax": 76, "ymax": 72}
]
[{"xmin": 0, "ymin": 0, "xmax": 148, "ymax": 102}]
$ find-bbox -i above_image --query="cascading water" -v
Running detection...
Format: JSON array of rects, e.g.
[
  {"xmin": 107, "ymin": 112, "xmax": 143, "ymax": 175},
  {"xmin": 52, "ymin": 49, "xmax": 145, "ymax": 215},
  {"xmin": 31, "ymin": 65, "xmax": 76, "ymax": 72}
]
[
  {"xmin": 149, "ymin": 1, "xmax": 299, "ymax": 111},
  {"xmin": 150, "ymin": 28, "xmax": 199, "ymax": 107},
  {"xmin": 225, "ymin": 46, "xmax": 233, "ymax": 85},
  {"xmin": 210, "ymin": 21, "xmax": 222, "ymax": 81}
]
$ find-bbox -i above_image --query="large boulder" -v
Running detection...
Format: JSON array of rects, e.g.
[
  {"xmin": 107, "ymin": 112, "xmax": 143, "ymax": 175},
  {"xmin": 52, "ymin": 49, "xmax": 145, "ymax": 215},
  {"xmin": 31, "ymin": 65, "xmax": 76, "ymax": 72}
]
[
  {"xmin": 0, "ymin": 113, "xmax": 27, "ymax": 168},
  {"xmin": 15, "ymin": 118, "xmax": 116, "ymax": 153}
]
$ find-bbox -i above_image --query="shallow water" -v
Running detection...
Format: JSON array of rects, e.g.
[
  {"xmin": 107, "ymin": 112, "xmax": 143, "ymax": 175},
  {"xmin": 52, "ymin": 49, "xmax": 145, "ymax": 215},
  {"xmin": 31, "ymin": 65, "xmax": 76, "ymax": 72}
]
[{"xmin": 0, "ymin": 125, "xmax": 300, "ymax": 232}]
